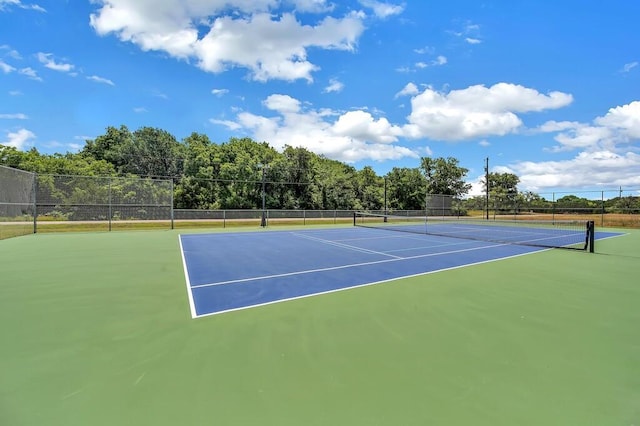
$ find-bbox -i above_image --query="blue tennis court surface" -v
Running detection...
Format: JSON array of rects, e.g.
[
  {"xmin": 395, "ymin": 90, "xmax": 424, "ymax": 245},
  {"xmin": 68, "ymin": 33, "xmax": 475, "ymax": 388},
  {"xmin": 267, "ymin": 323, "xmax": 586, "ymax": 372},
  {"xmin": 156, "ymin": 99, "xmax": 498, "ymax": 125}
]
[{"xmin": 179, "ymin": 227, "xmax": 622, "ymax": 318}]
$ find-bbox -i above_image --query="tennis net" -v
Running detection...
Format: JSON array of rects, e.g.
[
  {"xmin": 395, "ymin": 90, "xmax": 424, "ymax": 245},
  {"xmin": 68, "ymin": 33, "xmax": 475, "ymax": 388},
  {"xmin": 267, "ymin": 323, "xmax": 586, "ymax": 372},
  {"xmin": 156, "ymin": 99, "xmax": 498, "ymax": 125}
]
[{"xmin": 354, "ymin": 212, "xmax": 595, "ymax": 252}]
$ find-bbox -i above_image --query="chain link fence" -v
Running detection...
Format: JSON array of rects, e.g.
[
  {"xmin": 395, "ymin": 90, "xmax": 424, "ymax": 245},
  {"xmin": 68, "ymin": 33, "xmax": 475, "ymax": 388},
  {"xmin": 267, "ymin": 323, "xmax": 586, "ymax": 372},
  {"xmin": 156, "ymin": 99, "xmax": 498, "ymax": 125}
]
[
  {"xmin": 1, "ymin": 165, "xmax": 639, "ymax": 239},
  {"xmin": 34, "ymin": 174, "xmax": 174, "ymax": 232},
  {"xmin": 0, "ymin": 165, "xmax": 36, "ymax": 239},
  {"xmin": 457, "ymin": 190, "xmax": 640, "ymax": 227},
  {"xmin": 1, "ymin": 168, "xmax": 174, "ymax": 238}
]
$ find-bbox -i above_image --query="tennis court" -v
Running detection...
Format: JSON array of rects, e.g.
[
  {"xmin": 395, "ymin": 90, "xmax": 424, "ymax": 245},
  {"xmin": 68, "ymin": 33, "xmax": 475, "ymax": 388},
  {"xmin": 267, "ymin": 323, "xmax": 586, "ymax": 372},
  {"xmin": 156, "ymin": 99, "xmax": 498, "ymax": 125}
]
[
  {"xmin": 181, "ymin": 222, "xmax": 619, "ymax": 317},
  {"xmin": 1, "ymin": 224, "xmax": 639, "ymax": 425}
]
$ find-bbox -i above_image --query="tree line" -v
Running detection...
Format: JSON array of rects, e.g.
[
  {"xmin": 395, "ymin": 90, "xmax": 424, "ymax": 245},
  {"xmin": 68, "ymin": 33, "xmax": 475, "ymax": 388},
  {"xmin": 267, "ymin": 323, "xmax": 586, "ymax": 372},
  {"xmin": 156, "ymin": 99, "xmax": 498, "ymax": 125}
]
[{"xmin": 1, "ymin": 125, "xmax": 638, "ymax": 213}]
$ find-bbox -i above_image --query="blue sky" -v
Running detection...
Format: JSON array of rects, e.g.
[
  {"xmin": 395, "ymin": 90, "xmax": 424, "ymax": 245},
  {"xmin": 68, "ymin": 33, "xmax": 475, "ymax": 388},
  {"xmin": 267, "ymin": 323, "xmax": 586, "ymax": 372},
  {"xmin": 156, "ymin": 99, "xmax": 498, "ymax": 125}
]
[{"xmin": 1, "ymin": 0, "xmax": 639, "ymax": 195}]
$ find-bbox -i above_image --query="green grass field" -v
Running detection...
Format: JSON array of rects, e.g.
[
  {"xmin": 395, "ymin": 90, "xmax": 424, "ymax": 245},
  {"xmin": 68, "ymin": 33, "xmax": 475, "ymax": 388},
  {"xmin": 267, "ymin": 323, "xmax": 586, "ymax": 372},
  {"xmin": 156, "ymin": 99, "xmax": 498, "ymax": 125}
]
[{"xmin": 1, "ymin": 226, "xmax": 639, "ymax": 425}]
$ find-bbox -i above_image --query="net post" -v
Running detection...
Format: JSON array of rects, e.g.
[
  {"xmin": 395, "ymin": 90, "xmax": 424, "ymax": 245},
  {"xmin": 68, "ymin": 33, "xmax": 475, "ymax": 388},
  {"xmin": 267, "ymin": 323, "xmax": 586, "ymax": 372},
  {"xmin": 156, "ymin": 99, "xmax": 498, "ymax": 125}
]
[
  {"xmin": 353, "ymin": 211, "xmax": 356, "ymax": 226},
  {"xmin": 588, "ymin": 220, "xmax": 595, "ymax": 253},
  {"xmin": 600, "ymin": 191, "xmax": 605, "ymax": 227}
]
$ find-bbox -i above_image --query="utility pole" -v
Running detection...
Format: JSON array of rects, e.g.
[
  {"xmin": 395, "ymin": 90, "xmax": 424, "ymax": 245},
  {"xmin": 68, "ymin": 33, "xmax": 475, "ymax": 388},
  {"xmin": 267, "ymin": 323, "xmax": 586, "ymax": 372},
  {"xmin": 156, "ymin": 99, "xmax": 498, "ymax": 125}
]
[
  {"xmin": 383, "ymin": 176, "xmax": 388, "ymax": 222},
  {"xmin": 384, "ymin": 176, "xmax": 387, "ymax": 214},
  {"xmin": 485, "ymin": 157, "xmax": 489, "ymax": 220},
  {"xmin": 260, "ymin": 164, "xmax": 268, "ymax": 227},
  {"xmin": 424, "ymin": 160, "xmax": 432, "ymax": 218}
]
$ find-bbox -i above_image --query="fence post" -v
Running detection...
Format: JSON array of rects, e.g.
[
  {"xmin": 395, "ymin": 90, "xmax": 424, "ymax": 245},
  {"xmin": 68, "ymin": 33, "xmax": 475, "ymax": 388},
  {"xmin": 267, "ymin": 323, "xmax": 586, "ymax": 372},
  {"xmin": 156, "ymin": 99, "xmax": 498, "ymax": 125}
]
[
  {"xmin": 32, "ymin": 172, "xmax": 37, "ymax": 234},
  {"xmin": 108, "ymin": 177, "xmax": 112, "ymax": 232},
  {"xmin": 170, "ymin": 179, "xmax": 174, "ymax": 230}
]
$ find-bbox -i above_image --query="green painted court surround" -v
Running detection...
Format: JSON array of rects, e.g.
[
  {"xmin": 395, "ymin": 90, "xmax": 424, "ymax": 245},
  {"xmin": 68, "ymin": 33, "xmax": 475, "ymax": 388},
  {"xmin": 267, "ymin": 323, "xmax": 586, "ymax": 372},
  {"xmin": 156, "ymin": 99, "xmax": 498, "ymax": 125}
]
[{"xmin": 1, "ymin": 228, "xmax": 639, "ymax": 425}]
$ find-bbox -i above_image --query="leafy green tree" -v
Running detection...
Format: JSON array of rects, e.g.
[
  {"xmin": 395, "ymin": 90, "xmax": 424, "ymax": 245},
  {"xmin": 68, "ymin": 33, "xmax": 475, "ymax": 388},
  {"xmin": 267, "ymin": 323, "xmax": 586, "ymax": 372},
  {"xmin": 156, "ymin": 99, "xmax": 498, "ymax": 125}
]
[
  {"xmin": 420, "ymin": 156, "xmax": 471, "ymax": 197},
  {"xmin": 85, "ymin": 126, "xmax": 186, "ymax": 178},
  {"xmin": 215, "ymin": 138, "xmax": 278, "ymax": 209},
  {"xmin": 174, "ymin": 133, "xmax": 221, "ymax": 209},
  {"xmin": 317, "ymin": 157, "xmax": 358, "ymax": 210},
  {"xmin": 263, "ymin": 154, "xmax": 296, "ymax": 209},
  {"xmin": 354, "ymin": 166, "xmax": 384, "ymax": 210},
  {"xmin": 385, "ymin": 167, "xmax": 426, "ymax": 210},
  {"xmin": 485, "ymin": 172, "xmax": 520, "ymax": 212},
  {"xmin": 486, "ymin": 172, "xmax": 519, "ymax": 194},
  {"xmin": 555, "ymin": 195, "xmax": 599, "ymax": 213},
  {"xmin": 0, "ymin": 145, "xmax": 29, "ymax": 168},
  {"xmin": 82, "ymin": 125, "xmax": 133, "ymax": 172},
  {"xmin": 1, "ymin": 145, "xmax": 115, "ymax": 176},
  {"xmin": 125, "ymin": 127, "xmax": 185, "ymax": 178},
  {"xmin": 517, "ymin": 191, "xmax": 551, "ymax": 213},
  {"xmin": 275, "ymin": 146, "xmax": 321, "ymax": 209},
  {"xmin": 461, "ymin": 195, "xmax": 486, "ymax": 212},
  {"xmin": 606, "ymin": 196, "xmax": 640, "ymax": 213}
]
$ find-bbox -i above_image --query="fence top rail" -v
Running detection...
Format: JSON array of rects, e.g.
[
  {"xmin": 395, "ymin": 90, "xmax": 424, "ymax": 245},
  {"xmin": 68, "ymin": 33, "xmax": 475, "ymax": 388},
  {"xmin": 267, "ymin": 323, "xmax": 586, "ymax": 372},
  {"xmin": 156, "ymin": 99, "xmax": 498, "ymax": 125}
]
[
  {"xmin": 174, "ymin": 208, "xmax": 356, "ymax": 212},
  {"xmin": 36, "ymin": 173, "xmax": 173, "ymax": 182},
  {"xmin": 0, "ymin": 164, "xmax": 36, "ymax": 174}
]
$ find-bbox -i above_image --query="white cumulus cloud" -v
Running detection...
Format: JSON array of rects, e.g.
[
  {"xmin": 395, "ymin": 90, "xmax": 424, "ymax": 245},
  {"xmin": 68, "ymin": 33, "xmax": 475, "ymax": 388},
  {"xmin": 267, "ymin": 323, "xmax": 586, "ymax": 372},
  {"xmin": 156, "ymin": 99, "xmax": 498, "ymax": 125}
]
[
  {"xmin": 214, "ymin": 93, "xmax": 416, "ymax": 163},
  {"xmin": 323, "ymin": 78, "xmax": 344, "ymax": 93},
  {"xmin": 2, "ymin": 128, "xmax": 36, "ymax": 150},
  {"xmin": 509, "ymin": 151, "xmax": 640, "ymax": 192},
  {"xmin": 211, "ymin": 83, "xmax": 577, "ymax": 164},
  {"xmin": 395, "ymin": 82, "xmax": 419, "ymax": 98},
  {"xmin": 539, "ymin": 101, "xmax": 640, "ymax": 152},
  {"xmin": 403, "ymin": 83, "xmax": 573, "ymax": 141},
  {"xmin": 263, "ymin": 94, "xmax": 302, "ymax": 113},
  {"xmin": 332, "ymin": 110, "xmax": 403, "ymax": 144},
  {"xmin": 496, "ymin": 100, "xmax": 640, "ymax": 191},
  {"xmin": 89, "ymin": 1, "xmax": 366, "ymax": 82},
  {"xmin": 595, "ymin": 101, "xmax": 640, "ymax": 139}
]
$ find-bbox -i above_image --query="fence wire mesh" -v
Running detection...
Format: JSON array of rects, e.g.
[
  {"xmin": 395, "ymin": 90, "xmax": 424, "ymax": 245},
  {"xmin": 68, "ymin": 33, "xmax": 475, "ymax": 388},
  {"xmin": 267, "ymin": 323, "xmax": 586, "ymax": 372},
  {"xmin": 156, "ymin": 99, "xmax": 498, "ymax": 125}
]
[
  {"xmin": 0, "ymin": 165, "xmax": 36, "ymax": 239},
  {"xmin": 461, "ymin": 190, "xmax": 640, "ymax": 227},
  {"xmin": 34, "ymin": 174, "xmax": 173, "ymax": 232},
  {"xmin": 36, "ymin": 175, "xmax": 172, "ymax": 216},
  {"xmin": 1, "ymin": 164, "xmax": 639, "ymax": 238}
]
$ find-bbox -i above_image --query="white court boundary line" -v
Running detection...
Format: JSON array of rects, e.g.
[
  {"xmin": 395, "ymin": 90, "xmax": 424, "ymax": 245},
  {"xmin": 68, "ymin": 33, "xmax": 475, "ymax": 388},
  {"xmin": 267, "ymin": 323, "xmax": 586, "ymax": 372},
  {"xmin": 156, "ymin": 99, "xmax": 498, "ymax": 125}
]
[{"xmin": 178, "ymin": 235, "xmax": 198, "ymax": 319}]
